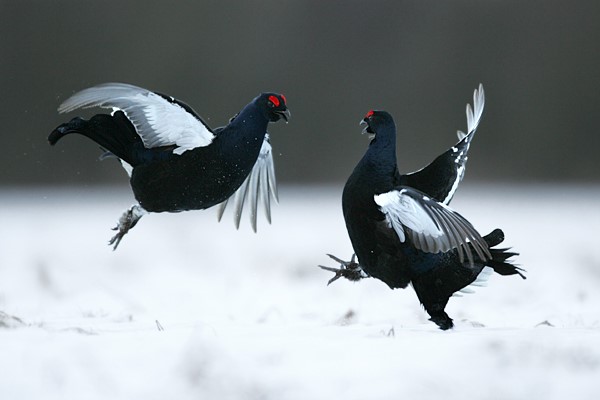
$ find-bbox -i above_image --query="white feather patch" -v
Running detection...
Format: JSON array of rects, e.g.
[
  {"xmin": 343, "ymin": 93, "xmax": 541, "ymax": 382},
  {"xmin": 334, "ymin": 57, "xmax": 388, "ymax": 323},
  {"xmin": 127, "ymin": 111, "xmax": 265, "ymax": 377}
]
[
  {"xmin": 374, "ymin": 190, "xmax": 443, "ymax": 242},
  {"xmin": 119, "ymin": 160, "xmax": 133, "ymax": 177},
  {"xmin": 442, "ymin": 164, "xmax": 465, "ymax": 205},
  {"xmin": 452, "ymin": 267, "xmax": 494, "ymax": 298},
  {"xmin": 58, "ymin": 83, "xmax": 215, "ymax": 154}
]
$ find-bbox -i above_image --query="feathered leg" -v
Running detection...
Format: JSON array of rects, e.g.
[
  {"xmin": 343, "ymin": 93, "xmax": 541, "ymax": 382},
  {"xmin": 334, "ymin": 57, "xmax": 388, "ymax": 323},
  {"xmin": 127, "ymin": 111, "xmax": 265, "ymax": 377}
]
[
  {"xmin": 411, "ymin": 277, "xmax": 454, "ymax": 330},
  {"xmin": 108, "ymin": 204, "xmax": 147, "ymax": 250}
]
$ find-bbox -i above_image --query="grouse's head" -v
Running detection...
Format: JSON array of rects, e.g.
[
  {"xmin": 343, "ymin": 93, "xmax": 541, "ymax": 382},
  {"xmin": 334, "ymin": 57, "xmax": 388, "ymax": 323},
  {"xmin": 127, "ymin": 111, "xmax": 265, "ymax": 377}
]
[
  {"xmin": 259, "ymin": 93, "xmax": 290, "ymax": 122},
  {"xmin": 360, "ymin": 110, "xmax": 395, "ymax": 140}
]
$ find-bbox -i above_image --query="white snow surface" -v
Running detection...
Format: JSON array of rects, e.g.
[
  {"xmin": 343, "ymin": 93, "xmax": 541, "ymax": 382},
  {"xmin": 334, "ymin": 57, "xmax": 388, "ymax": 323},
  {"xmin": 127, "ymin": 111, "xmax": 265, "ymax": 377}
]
[{"xmin": 1, "ymin": 184, "xmax": 599, "ymax": 400}]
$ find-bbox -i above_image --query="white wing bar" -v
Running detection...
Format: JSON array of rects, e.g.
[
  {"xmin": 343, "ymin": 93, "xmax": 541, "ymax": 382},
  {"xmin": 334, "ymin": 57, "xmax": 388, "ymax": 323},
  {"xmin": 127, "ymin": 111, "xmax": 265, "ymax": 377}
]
[
  {"xmin": 375, "ymin": 187, "xmax": 491, "ymax": 266},
  {"xmin": 58, "ymin": 82, "xmax": 214, "ymax": 155}
]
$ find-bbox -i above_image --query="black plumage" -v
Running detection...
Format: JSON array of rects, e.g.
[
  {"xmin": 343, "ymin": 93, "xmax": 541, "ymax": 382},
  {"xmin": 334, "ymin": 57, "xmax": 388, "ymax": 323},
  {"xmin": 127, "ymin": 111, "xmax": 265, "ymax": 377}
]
[
  {"xmin": 49, "ymin": 83, "xmax": 289, "ymax": 249},
  {"xmin": 320, "ymin": 85, "xmax": 524, "ymax": 330}
]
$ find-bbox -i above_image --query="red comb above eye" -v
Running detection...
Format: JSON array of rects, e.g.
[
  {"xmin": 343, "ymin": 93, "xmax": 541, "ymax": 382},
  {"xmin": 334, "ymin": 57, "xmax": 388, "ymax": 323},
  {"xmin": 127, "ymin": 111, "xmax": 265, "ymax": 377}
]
[
  {"xmin": 280, "ymin": 94, "xmax": 287, "ymax": 105},
  {"xmin": 365, "ymin": 110, "xmax": 375, "ymax": 118},
  {"xmin": 268, "ymin": 95, "xmax": 280, "ymax": 107}
]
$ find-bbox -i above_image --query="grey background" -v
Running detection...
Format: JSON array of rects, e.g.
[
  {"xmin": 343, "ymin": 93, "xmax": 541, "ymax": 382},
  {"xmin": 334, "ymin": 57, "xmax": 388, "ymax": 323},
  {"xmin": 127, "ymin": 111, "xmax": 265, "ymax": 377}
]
[{"xmin": 2, "ymin": 0, "xmax": 599, "ymax": 186}]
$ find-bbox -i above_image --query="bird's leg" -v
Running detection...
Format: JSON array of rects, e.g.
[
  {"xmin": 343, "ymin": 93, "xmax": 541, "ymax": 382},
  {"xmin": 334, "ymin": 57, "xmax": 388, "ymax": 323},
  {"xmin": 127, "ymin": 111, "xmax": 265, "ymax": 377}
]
[
  {"xmin": 427, "ymin": 308, "xmax": 454, "ymax": 331},
  {"xmin": 318, "ymin": 253, "xmax": 369, "ymax": 285},
  {"xmin": 412, "ymin": 280, "xmax": 454, "ymax": 330},
  {"xmin": 108, "ymin": 204, "xmax": 146, "ymax": 250}
]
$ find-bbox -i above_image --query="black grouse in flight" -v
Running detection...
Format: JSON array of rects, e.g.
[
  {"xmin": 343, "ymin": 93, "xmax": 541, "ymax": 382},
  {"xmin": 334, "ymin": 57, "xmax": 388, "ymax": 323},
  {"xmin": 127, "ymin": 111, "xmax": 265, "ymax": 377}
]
[
  {"xmin": 320, "ymin": 85, "xmax": 524, "ymax": 330},
  {"xmin": 49, "ymin": 83, "xmax": 289, "ymax": 249}
]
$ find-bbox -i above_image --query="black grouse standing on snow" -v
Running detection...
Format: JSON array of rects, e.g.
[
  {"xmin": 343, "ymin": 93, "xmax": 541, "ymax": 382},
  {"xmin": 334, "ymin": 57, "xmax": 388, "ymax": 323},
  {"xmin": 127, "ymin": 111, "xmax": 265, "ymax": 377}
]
[
  {"xmin": 320, "ymin": 85, "xmax": 524, "ymax": 330},
  {"xmin": 49, "ymin": 83, "xmax": 290, "ymax": 249}
]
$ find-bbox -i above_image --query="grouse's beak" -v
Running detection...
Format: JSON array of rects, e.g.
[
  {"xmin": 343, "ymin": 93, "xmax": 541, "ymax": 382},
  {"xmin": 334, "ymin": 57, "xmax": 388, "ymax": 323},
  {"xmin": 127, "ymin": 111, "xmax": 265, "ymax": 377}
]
[
  {"xmin": 276, "ymin": 109, "xmax": 291, "ymax": 123},
  {"xmin": 360, "ymin": 118, "xmax": 368, "ymax": 133},
  {"xmin": 360, "ymin": 119, "xmax": 374, "ymax": 139}
]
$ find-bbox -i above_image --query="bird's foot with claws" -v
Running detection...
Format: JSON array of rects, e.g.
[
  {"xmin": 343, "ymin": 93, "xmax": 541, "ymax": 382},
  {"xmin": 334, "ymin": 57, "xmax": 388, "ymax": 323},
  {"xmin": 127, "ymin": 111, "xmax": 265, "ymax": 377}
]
[
  {"xmin": 318, "ymin": 253, "xmax": 369, "ymax": 285},
  {"xmin": 108, "ymin": 205, "xmax": 146, "ymax": 250}
]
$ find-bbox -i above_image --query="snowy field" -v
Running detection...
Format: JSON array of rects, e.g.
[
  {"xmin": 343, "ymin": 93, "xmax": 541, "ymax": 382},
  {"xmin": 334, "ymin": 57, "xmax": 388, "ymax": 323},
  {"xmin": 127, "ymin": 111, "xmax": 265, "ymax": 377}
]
[{"xmin": 1, "ymin": 184, "xmax": 599, "ymax": 400}]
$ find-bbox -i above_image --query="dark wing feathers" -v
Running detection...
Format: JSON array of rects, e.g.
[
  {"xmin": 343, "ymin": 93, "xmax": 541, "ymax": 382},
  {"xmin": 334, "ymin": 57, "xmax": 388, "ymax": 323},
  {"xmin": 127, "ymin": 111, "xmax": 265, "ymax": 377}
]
[{"xmin": 400, "ymin": 84, "xmax": 485, "ymax": 204}]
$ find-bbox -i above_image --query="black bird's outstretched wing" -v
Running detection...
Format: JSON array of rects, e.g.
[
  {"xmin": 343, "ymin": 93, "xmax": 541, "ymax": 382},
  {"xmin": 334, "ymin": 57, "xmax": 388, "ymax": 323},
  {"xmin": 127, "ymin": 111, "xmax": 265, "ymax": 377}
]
[
  {"xmin": 58, "ymin": 83, "xmax": 215, "ymax": 155},
  {"xmin": 374, "ymin": 186, "xmax": 491, "ymax": 266},
  {"xmin": 216, "ymin": 134, "xmax": 278, "ymax": 232},
  {"xmin": 400, "ymin": 84, "xmax": 485, "ymax": 204}
]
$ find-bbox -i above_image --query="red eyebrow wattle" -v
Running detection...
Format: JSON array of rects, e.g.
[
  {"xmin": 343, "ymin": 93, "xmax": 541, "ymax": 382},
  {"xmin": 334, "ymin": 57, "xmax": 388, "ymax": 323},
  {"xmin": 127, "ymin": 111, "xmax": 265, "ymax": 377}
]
[
  {"xmin": 268, "ymin": 95, "xmax": 280, "ymax": 107},
  {"xmin": 280, "ymin": 94, "xmax": 287, "ymax": 105},
  {"xmin": 365, "ymin": 110, "xmax": 374, "ymax": 118}
]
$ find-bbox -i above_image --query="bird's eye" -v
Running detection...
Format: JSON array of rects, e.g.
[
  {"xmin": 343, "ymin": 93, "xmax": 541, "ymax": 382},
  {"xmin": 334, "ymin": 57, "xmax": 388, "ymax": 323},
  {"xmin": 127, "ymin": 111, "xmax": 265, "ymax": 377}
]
[{"xmin": 268, "ymin": 95, "xmax": 280, "ymax": 107}]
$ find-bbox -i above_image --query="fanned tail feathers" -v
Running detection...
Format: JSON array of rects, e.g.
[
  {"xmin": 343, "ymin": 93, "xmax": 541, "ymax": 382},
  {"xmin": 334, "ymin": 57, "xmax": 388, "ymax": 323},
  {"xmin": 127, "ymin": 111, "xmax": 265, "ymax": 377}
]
[
  {"xmin": 48, "ymin": 111, "xmax": 143, "ymax": 167},
  {"xmin": 483, "ymin": 228, "xmax": 525, "ymax": 279}
]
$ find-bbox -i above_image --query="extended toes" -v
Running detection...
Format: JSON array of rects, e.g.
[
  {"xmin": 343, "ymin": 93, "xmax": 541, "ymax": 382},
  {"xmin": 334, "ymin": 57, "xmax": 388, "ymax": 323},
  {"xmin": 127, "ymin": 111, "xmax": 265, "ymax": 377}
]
[
  {"xmin": 108, "ymin": 231, "xmax": 125, "ymax": 250},
  {"xmin": 318, "ymin": 253, "xmax": 368, "ymax": 285},
  {"xmin": 108, "ymin": 205, "xmax": 146, "ymax": 250}
]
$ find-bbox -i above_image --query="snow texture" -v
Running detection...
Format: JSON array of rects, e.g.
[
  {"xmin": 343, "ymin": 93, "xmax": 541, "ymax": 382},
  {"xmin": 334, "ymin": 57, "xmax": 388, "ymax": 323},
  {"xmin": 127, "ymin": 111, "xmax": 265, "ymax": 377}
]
[{"xmin": 1, "ymin": 185, "xmax": 599, "ymax": 400}]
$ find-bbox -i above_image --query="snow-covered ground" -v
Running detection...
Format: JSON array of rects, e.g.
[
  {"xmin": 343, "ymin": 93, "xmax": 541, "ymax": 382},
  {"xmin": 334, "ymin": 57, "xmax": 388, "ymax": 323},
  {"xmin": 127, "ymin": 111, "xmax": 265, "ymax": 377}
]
[{"xmin": 1, "ymin": 184, "xmax": 599, "ymax": 400}]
